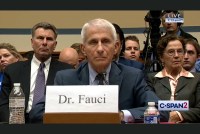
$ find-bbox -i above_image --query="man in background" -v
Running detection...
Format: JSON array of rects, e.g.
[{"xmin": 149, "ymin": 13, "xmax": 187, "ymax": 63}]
[
  {"xmin": 59, "ymin": 47, "xmax": 79, "ymax": 68},
  {"xmin": 0, "ymin": 22, "xmax": 72, "ymax": 123},
  {"xmin": 183, "ymin": 38, "xmax": 200, "ymax": 72},
  {"xmin": 71, "ymin": 43, "xmax": 86, "ymax": 64},
  {"xmin": 161, "ymin": 10, "xmax": 198, "ymax": 42},
  {"xmin": 124, "ymin": 35, "xmax": 141, "ymax": 62},
  {"xmin": 112, "ymin": 23, "xmax": 144, "ymax": 70}
]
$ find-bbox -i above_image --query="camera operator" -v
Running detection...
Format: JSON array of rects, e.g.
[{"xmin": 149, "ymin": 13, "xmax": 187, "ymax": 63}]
[{"xmin": 161, "ymin": 10, "xmax": 198, "ymax": 42}]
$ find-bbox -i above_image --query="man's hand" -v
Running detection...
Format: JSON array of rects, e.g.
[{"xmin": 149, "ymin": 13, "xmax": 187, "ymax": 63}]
[{"xmin": 119, "ymin": 111, "xmax": 124, "ymax": 121}]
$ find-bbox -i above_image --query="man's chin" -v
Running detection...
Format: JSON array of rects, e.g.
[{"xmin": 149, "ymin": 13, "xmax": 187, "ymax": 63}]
[
  {"xmin": 167, "ymin": 30, "xmax": 175, "ymax": 33},
  {"xmin": 96, "ymin": 61, "xmax": 106, "ymax": 65},
  {"xmin": 94, "ymin": 61, "xmax": 108, "ymax": 67},
  {"xmin": 39, "ymin": 52, "xmax": 50, "ymax": 56},
  {"xmin": 183, "ymin": 65, "xmax": 191, "ymax": 69}
]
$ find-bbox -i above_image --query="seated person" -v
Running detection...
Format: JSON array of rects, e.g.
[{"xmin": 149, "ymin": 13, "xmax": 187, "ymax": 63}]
[
  {"xmin": 124, "ymin": 35, "xmax": 141, "ymax": 62},
  {"xmin": 59, "ymin": 47, "xmax": 79, "ymax": 68},
  {"xmin": 0, "ymin": 42, "xmax": 23, "ymax": 93},
  {"xmin": 183, "ymin": 38, "xmax": 200, "ymax": 72},
  {"xmin": 112, "ymin": 23, "xmax": 144, "ymax": 70},
  {"xmin": 146, "ymin": 35, "xmax": 200, "ymax": 123},
  {"xmin": 54, "ymin": 18, "xmax": 169, "ymax": 123},
  {"xmin": 71, "ymin": 43, "xmax": 86, "ymax": 64}
]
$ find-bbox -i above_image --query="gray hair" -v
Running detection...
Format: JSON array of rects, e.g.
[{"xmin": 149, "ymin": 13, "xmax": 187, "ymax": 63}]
[
  {"xmin": 81, "ymin": 18, "xmax": 117, "ymax": 43},
  {"xmin": 31, "ymin": 22, "xmax": 58, "ymax": 39}
]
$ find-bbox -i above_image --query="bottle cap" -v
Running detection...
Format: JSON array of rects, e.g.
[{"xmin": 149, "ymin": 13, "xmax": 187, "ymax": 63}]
[
  {"xmin": 148, "ymin": 102, "xmax": 155, "ymax": 106},
  {"xmin": 14, "ymin": 83, "xmax": 21, "ymax": 86}
]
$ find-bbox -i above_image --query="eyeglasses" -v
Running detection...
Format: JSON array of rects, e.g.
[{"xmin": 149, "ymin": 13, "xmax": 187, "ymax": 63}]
[{"xmin": 165, "ymin": 49, "xmax": 184, "ymax": 56}]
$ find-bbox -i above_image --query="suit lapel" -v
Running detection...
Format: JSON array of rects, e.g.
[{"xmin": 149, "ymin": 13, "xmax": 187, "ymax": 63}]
[
  {"xmin": 175, "ymin": 77, "xmax": 188, "ymax": 93},
  {"xmin": 159, "ymin": 77, "xmax": 171, "ymax": 92},
  {"xmin": 78, "ymin": 62, "xmax": 90, "ymax": 85},
  {"xmin": 20, "ymin": 60, "xmax": 31, "ymax": 110},
  {"xmin": 46, "ymin": 59, "xmax": 57, "ymax": 85},
  {"xmin": 109, "ymin": 62, "xmax": 123, "ymax": 89}
]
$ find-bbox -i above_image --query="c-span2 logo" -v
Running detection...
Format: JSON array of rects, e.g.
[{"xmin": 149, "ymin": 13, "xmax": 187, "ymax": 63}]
[{"xmin": 158, "ymin": 100, "xmax": 189, "ymax": 111}]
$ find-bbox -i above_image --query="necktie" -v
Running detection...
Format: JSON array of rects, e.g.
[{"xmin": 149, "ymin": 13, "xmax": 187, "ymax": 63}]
[
  {"xmin": 32, "ymin": 63, "xmax": 45, "ymax": 107},
  {"xmin": 95, "ymin": 73, "xmax": 105, "ymax": 85}
]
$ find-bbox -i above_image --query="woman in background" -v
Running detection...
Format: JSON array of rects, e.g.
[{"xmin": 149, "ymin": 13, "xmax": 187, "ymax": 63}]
[
  {"xmin": 146, "ymin": 35, "xmax": 200, "ymax": 123},
  {"xmin": 0, "ymin": 42, "xmax": 23, "ymax": 93}
]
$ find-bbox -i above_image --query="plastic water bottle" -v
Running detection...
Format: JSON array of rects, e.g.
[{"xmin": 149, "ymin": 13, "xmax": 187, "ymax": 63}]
[
  {"xmin": 9, "ymin": 83, "xmax": 25, "ymax": 124},
  {"xmin": 144, "ymin": 102, "xmax": 160, "ymax": 124}
]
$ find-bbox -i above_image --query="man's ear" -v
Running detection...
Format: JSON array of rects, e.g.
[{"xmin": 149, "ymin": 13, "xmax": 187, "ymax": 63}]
[
  {"xmin": 114, "ymin": 41, "xmax": 120, "ymax": 55},
  {"xmin": 53, "ymin": 41, "xmax": 57, "ymax": 50},
  {"xmin": 80, "ymin": 44, "xmax": 86, "ymax": 56},
  {"xmin": 31, "ymin": 38, "xmax": 34, "ymax": 49}
]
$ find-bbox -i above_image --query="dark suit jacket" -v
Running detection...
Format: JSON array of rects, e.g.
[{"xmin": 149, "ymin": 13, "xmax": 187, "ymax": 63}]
[
  {"xmin": 179, "ymin": 28, "xmax": 198, "ymax": 42},
  {"xmin": 54, "ymin": 61, "xmax": 169, "ymax": 122},
  {"xmin": 162, "ymin": 28, "xmax": 198, "ymax": 42},
  {"xmin": 0, "ymin": 58, "xmax": 72, "ymax": 123},
  {"xmin": 118, "ymin": 57, "xmax": 144, "ymax": 70},
  {"xmin": 146, "ymin": 72, "xmax": 200, "ymax": 123}
]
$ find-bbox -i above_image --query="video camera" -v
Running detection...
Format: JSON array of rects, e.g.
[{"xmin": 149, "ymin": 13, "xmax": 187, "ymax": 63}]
[
  {"xmin": 145, "ymin": 10, "xmax": 162, "ymax": 49},
  {"xmin": 143, "ymin": 10, "xmax": 162, "ymax": 72}
]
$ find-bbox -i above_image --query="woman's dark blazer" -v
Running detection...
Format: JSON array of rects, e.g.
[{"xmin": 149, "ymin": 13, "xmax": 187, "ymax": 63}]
[{"xmin": 146, "ymin": 72, "xmax": 200, "ymax": 122}]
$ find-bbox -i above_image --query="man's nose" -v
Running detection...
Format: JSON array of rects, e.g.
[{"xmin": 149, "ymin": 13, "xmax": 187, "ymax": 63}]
[
  {"xmin": 0, "ymin": 57, "xmax": 5, "ymax": 61},
  {"xmin": 42, "ymin": 38, "xmax": 48, "ymax": 45},
  {"xmin": 97, "ymin": 42, "xmax": 104, "ymax": 50}
]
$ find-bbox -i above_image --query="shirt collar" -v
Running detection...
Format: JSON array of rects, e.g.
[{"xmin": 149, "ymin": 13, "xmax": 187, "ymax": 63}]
[
  {"xmin": 88, "ymin": 63, "xmax": 111, "ymax": 84},
  {"xmin": 32, "ymin": 54, "xmax": 51, "ymax": 70},
  {"xmin": 155, "ymin": 68, "xmax": 194, "ymax": 79}
]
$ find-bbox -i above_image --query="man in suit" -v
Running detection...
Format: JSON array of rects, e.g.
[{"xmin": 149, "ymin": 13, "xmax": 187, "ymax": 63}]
[
  {"xmin": 182, "ymin": 38, "xmax": 200, "ymax": 72},
  {"xmin": 54, "ymin": 18, "xmax": 169, "ymax": 123},
  {"xmin": 0, "ymin": 22, "xmax": 72, "ymax": 124},
  {"xmin": 112, "ymin": 23, "xmax": 144, "ymax": 70},
  {"xmin": 59, "ymin": 47, "xmax": 79, "ymax": 68},
  {"xmin": 161, "ymin": 10, "xmax": 198, "ymax": 42}
]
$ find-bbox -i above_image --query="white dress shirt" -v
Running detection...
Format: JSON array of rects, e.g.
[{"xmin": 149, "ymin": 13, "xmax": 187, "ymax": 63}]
[{"xmin": 26, "ymin": 55, "xmax": 51, "ymax": 113}]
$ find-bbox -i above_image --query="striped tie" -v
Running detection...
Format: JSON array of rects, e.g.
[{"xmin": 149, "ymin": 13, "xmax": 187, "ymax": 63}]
[
  {"xmin": 95, "ymin": 73, "xmax": 105, "ymax": 85},
  {"xmin": 32, "ymin": 63, "xmax": 45, "ymax": 107}
]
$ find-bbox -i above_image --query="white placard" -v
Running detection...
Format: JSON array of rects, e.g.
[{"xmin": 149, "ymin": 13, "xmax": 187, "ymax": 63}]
[{"xmin": 45, "ymin": 85, "xmax": 119, "ymax": 113}]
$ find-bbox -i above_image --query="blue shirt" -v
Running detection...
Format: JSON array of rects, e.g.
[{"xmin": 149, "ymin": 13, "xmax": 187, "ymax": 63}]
[
  {"xmin": 195, "ymin": 59, "xmax": 200, "ymax": 72},
  {"xmin": 0, "ymin": 72, "xmax": 4, "ymax": 93}
]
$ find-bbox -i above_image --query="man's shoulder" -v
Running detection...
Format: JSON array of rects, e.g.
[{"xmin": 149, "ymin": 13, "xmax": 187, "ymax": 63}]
[
  {"xmin": 118, "ymin": 57, "xmax": 144, "ymax": 70},
  {"xmin": 6, "ymin": 60, "xmax": 29, "ymax": 70},
  {"xmin": 50, "ymin": 59, "xmax": 73, "ymax": 69},
  {"xmin": 114, "ymin": 61, "xmax": 143, "ymax": 74},
  {"xmin": 180, "ymin": 28, "xmax": 198, "ymax": 42},
  {"xmin": 129, "ymin": 59, "xmax": 144, "ymax": 69}
]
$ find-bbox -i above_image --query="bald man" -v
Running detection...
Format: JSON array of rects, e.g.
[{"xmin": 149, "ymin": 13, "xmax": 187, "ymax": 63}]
[{"xmin": 59, "ymin": 47, "xmax": 79, "ymax": 68}]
